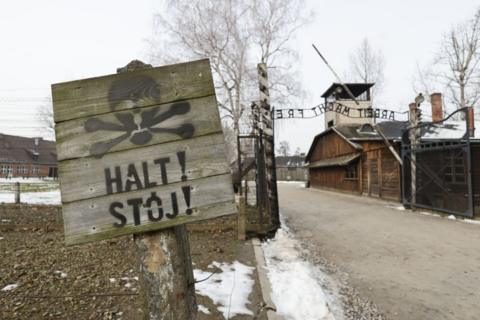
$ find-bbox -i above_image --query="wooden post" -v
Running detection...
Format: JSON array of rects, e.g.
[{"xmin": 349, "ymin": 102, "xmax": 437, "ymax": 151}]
[
  {"xmin": 238, "ymin": 197, "xmax": 247, "ymax": 240},
  {"xmin": 118, "ymin": 60, "xmax": 197, "ymax": 320},
  {"xmin": 409, "ymin": 102, "xmax": 418, "ymax": 210},
  {"xmin": 14, "ymin": 182, "xmax": 20, "ymax": 204},
  {"xmin": 257, "ymin": 63, "xmax": 280, "ymax": 230},
  {"xmin": 378, "ymin": 148, "xmax": 383, "ymax": 198}
]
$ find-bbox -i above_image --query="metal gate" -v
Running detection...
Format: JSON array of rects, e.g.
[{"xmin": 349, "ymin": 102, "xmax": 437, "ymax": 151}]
[{"xmin": 401, "ymin": 110, "xmax": 474, "ymax": 218}]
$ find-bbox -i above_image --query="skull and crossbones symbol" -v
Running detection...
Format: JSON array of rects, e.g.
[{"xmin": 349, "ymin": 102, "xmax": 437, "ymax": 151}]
[{"xmin": 84, "ymin": 75, "xmax": 195, "ymax": 157}]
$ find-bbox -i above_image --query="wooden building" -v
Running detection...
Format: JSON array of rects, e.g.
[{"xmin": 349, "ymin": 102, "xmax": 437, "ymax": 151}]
[
  {"xmin": 0, "ymin": 134, "xmax": 58, "ymax": 179},
  {"xmin": 275, "ymin": 155, "xmax": 307, "ymax": 181},
  {"xmin": 305, "ymin": 122, "xmax": 405, "ymax": 201}
]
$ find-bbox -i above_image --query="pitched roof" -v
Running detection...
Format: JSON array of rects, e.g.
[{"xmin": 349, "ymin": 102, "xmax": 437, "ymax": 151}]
[
  {"xmin": 334, "ymin": 122, "xmax": 409, "ymax": 141},
  {"xmin": 0, "ymin": 134, "xmax": 57, "ymax": 165},
  {"xmin": 321, "ymin": 83, "xmax": 374, "ymax": 99},
  {"xmin": 305, "ymin": 122, "xmax": 409, "ymax": 163},
  {"xmin": 306, "ymin": 153, "xmax": 360, "ymax": 168}
]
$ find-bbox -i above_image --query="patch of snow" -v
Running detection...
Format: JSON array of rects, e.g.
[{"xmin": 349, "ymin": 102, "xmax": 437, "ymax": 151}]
[
  {"xmin": 120, "ymin": 276, "xmax": 138, "ymax": 281},
  {"xmin": 0, "ymin": 193, "xmax": 14, "ymax": 203},
  {"xmin": 1, "ymin": 219, "xmax": 11, "ymax": 223},
  {"xmin": 262, "ymin": 228, "xmax": 332, "ymax": 320},
  {"xmin": 22, "ymin": 190, "xmax": 61, "ymax": 205},
  {"xmin": 54, "ymin": 270, "xmax": 67, "ymax": 278},
  {"xmin": 0, "ymin": 236, "xmax": 4, "ymax": 240},
  {"xmin": 277, "ymin": 181, "xmax": 305, "ymax": 184},
  {"xmin": 422, "ymin": 121, "xmax": 466, "ymax": 140},
  {"xmin": 417, "ymin": 211, "xmax": 442, "ymax": 218},
  {"xmin": 109, "ymin": 278, "xmax": 116, "ymax": 283},
  {"xmin": 0, "ymin": 177, "xmax": 55, "ymax": 183},
  {"xmin": 198, "ymin": 305, "xmax": 211, "ymax": 314},
  {"xmin": 447, "ymin": 215, "xmax": 456, "ymax": 220},
  {"xmin": 463, "ymin": 219, "xmax": 480, "ymax": 225},
  {"xmin": 194, "ymin": 261, "xmax": 254, "ymax": 319},
  {"xmin": 2, "ymin": 283, "xmax": 18, "ymax": 291},
  {"xmin": 124, "ymin": 283, "xmax": 132, "ymax": 288},
  {"xmin": 0, "ymin": 190, "xmax": 61, "ymax": 205}
]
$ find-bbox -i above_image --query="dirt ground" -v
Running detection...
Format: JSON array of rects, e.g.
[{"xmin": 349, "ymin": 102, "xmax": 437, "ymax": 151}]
[
  {"xmin": 278, "ymin": 183, "xmax": 480, "ymax": 320},
  {"xmin": 0, "ymin": 204, "xmax": 266, "ymax": 320}
]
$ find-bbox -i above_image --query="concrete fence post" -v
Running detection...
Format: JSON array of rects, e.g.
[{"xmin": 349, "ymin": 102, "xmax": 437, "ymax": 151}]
[{"xmin": 14, "ymin": 182, "xmax": 20, "ymax": 204}]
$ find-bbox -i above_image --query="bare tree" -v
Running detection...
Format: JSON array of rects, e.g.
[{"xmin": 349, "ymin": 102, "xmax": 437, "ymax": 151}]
[
  {"xmin": 348, "ymin": 38, "xmax": 386, "ymax": 100},
  {"xmin": 277, "ymin": 140, "xmax": 290, "ymax": 156},
  {"xmin": 415, "ymin": 8, "xmax": 480, "ymax": 116},
  {"xmin": 147, "ymin": 0, "xmax": 311, "ymax": 142},
  {"xmin": 37, "ymin": 97, "xmax": 55, "ymax": 138}
]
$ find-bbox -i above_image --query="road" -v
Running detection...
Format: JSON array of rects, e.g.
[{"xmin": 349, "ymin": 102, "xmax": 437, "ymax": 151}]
[{"xmin": 278, "ymin": 182, "xmax": 480, "ymax": 320}]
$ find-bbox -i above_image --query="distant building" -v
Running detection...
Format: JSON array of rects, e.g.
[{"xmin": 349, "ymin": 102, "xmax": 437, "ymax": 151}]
[
  {"xmin": 0, "ymin": 134, "xmax": 58, "ymax": 179},
  {"xmin": 275, "ymin": 155, "xmax": 307, "ymax": 181},
  {"xmin": 305, "ymin": 121, "xmax": 405, "ymax": 201}
]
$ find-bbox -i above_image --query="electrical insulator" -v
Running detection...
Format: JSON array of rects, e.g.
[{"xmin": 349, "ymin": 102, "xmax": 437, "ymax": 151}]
[{"xmin": 416, "ymin": 108, "xmax": 422, "ymax": 121}]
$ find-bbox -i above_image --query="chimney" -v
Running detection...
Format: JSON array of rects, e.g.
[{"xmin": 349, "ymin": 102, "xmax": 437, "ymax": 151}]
[
  {"xmin": 430, "ymin": 93, "xmax": 443, "ymax": 122},
  {"xmin": 467, "ymin": 107, "xmax": 475, "ymax": 138}
]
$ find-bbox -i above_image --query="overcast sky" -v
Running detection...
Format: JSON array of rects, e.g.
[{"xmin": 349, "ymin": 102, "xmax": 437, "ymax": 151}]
[{"xmin": 0, "ymin": 0, "xmax": 478, "ymax": 152}]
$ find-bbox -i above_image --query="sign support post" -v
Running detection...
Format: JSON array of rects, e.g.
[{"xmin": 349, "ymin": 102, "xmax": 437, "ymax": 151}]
[
  {"xmin": 117, "ymin": 61, "xmax": 197, "ymax": 320},
  {"xmin": 257, "ymin": 63, "xmax": 280, "ymax": 230},
  {"xmin": 409, "ymin": 94, "xmax": 423, "ymax": 211}
]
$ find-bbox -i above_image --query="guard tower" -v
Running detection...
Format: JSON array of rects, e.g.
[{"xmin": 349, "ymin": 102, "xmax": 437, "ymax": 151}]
[{"xmin": 322, "ymin": 83, "xmax": 374, "ymax": 128}]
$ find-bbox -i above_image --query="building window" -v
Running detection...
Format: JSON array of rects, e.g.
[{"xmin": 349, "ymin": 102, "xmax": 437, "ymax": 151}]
[
  {"xmin": 345, "ymin": 165, "xmax": 358, "ymax": 180},
  {"xmin": 1, "ymin": 165, "xmax": 6, "ymax": 174},
  {"xmin": 444, "ymin": 151, "xmax": 465, "ymax": 184},
  {"xmin": 327, "ymin": 120, "xmax": 334, "ymax": 128}
]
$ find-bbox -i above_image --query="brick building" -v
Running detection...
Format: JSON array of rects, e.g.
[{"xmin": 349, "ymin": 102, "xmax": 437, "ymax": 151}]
[{"xmin": 0, "ymin": 134, "xmax": 58, "ymax": 179}]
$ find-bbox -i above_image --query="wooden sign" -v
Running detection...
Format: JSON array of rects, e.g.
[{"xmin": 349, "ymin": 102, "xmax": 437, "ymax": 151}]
[{"xmin": 51, "ymin": 59, "xmax": 236, "ymax": 245}]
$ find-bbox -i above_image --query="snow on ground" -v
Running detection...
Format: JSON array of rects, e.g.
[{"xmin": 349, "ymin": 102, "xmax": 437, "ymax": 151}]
[
  {"xmin": 262, "ymin": 228, "xmax": 333, "ymax": 320},
  {"xmin": 1, "ymin": 284, "xmax": 19, "ymax": 291},
  {"xmin": 389, "ymin": 205, "xmax": 480, "ymax": 226},
  {"xmin": 198, "ymin": 305, "xmax": 211, "ymax": 314},
  {"xmin": 54, "ymin": 270, "xmax": 67, "ymax": 278},
  {"xmin": 0, "ymin": 178, "xmax": 56, "ymax": 183},
  {"xmin": 194, "ymin": 261, "xmax": 254, "ymax": 319},
  {"xmin": 0, "ymin": 190, "xmax": 61, "ymax": 205}
]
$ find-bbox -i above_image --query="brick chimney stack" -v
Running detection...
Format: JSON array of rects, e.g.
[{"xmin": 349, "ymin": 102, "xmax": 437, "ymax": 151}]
[
  {"xmin": 467, "ymin": 107, "xmax": 475, "ymax": 138},
  {"xmin": 430, "ymin": 93, "xmax": 443, "ymax": 122}
]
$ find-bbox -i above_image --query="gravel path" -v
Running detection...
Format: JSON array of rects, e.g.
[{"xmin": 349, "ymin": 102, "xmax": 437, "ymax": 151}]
[{"xmin": 278, "ymin": 183, "xmax": 480, "ymax": 320}]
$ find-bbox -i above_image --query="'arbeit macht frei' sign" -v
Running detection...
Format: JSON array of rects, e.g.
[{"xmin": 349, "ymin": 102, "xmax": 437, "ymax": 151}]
[{"xmin": 51, "ymin": 59, "xmax": 236, "ymax": 245}]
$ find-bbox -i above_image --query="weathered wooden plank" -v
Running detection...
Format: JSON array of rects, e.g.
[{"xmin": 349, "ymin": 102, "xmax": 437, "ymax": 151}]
[
  {"xmin": 58, "ymin": 133, "xmax": 229, "ymax": 203},
  {"xmin": 55, "ymin": 95, "xmax": 221, "ymax": 161},
  {"xmin": 52, "ymin": 59, "xmax": 214, "ymax": 123},
  {"xmin": 63, "ymin": 174, "xmax": 235, "ymax": 245}
]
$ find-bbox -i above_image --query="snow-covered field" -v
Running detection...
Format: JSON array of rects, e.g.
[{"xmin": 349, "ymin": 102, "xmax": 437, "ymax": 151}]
[
  {"xmin": 0, "ymin": 178, "xmax": 56, "ymax": 183},
  {"xmin": 194, "ymin": 261, "xmax": 255, "ymax": 318},
  {"xmin": 262, "ymin": 227, "xmax": 334, "ymax": 320},
  {"xmin": 0, "ymin": 190, "xmax": 61, "ymax": 205}
]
